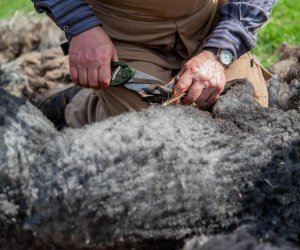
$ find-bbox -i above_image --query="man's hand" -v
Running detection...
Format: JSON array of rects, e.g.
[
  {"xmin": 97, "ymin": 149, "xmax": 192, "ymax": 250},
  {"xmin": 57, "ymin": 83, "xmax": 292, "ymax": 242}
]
[
  {"xmin": 172, "ymin": 51, "xmax": 226, "ymax": 106},
  {"xmin": 69, "ymin": 26, "xmax": 118, "ymax": 89}
]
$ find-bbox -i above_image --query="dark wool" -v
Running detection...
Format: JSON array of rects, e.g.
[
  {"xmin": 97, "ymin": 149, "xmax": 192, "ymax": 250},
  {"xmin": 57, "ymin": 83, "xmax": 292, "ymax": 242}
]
[{"xmin": 1, "ymin": 80, "xmax": 300, "ymax": 250}]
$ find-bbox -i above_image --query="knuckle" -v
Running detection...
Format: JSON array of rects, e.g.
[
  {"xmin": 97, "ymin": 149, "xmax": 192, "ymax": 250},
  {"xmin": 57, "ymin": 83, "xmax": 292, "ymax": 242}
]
[
  {"xmin": 201, "ymin": 74, "xmax": 210, "ymax": 82},
  {"xmin": 208, "ymin": 83, "xmax": 215, "ymax": 89},
  {"xmin": 194, "ymin": 71, "xmax": 207, "ymax": 82},
  {"xmin": 100, "ymin": 81, "xmax": 110, "ymax": 88},
  {"xmin": 216, "ymin": 84, "xmax": 223, "ymax": 92},
  {"xmin": 208, "ymin": 79, "xmax": 217, "ymax": 88},
  {"xmin": 99, "ymin": 47, "xmax": 111, "ymax": 61},
  {"xmin": 190, "ymin": 66, "xmax": 199, "ymax": 74}
]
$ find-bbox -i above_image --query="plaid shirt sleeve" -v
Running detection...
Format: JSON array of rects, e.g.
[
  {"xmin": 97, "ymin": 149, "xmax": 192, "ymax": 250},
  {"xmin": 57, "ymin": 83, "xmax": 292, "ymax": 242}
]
[
  {"xmin": 203, "ymin": 0, "xmax": 276, "ymax": 60},
  {"xmin": 32, "ymin": 0, "xmax": 102, "ymax": 40}
]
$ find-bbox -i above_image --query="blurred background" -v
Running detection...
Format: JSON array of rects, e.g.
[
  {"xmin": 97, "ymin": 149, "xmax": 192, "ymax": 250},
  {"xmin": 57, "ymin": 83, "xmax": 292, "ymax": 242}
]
[{"xmin": 0, "ymin": 0, "xmax": 299, "ymax": 67}]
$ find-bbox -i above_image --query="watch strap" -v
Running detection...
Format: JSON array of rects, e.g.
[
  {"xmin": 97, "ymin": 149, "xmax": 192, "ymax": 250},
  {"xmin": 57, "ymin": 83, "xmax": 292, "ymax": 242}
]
[{"xmin": 203, "ymin": 47, "xmax": 218, "ymax": 55}]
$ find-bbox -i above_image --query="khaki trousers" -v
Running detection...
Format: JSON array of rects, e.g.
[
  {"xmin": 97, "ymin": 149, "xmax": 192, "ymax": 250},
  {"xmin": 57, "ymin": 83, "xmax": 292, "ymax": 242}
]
[{"xmin": 65, "ymin": 0, "xmax": 271, "ymax": 128}]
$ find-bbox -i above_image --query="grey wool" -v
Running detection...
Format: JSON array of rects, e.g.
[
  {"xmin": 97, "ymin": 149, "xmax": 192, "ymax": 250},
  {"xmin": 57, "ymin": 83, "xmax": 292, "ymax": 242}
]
[{"xmin": 1, "ymin": 80, "xmax": 300, "ymax": 250}]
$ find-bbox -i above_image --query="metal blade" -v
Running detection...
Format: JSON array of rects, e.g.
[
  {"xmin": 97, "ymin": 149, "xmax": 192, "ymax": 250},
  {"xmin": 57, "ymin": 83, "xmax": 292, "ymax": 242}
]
[
  {"xmin": 126, "ymin": 81, "xmax": 175, "ymax": 94},
  {"xmin": 124, "ymin": 83, "xmax": 162, "ymax": 96},
  {"xmin": 129, "ymin": 70, "xmax": 166, "ymax": 85}
]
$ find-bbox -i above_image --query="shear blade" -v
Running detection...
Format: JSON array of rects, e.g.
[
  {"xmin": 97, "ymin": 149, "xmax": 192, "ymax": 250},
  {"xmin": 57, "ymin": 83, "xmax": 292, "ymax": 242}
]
[
  {"xmin": 130, "ymin": 70, "xmax": 166, "ymax": 85},
  {"xmin": 124, "ymin": 83, "xmax": 160, "ymax": 96},
  {"xmin": 124, "ymin": 83, "xmax": 174, "ymax": 96},
  {"xmin": 122, "ymin": 69, "xmax": 177, "ymax": 103}
]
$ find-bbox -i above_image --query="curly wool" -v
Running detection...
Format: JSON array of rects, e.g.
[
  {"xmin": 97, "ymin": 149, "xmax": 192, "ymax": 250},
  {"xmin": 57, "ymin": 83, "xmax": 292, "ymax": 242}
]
[{"xmin": 1, "ymin": 80, "xmax": 300, "ymax": 250}]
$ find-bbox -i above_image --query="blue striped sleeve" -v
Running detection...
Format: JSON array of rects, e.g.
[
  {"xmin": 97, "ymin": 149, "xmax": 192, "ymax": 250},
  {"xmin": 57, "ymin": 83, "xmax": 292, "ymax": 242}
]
[
  {"xmin": 203, "ymin": 0, "xmax": 276, "ymax": 60},
  {"xmin": 32, "ymin": 0, "xmax": 102, "ymax": 40}
]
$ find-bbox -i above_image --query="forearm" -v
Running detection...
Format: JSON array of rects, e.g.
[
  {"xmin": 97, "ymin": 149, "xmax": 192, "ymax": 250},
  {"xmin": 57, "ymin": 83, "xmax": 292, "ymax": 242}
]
[
  {"xmin": 203, "ymin": 0, "xmax": 276, "ymax": 59},
  {"xmin": 32, "ymin": 0, "xmax": 102, "ymax": 40}
]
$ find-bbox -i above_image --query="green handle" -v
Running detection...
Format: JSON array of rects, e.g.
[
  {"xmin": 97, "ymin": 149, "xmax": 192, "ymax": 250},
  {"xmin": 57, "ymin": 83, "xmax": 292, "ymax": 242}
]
[{"xmin": 111, "ymin": 61, "xmax": 135, "ymax": 86}]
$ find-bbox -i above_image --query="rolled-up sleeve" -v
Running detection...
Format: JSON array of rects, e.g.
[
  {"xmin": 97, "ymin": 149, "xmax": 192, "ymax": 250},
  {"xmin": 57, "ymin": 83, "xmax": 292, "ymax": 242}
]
[
  {"xmin": 203, "ymin": 0, "xmax": 276, "ymax": 59},
  {"xmin": 32, "ymin": 0, "xmax": 102, "ymax": 40}
]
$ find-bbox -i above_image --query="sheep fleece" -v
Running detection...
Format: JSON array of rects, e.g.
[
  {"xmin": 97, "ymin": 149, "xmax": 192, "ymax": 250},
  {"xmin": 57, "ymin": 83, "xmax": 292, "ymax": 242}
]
[{"xmin": 1, "ymin": 80, "xmax": 300, "ymax": 249}]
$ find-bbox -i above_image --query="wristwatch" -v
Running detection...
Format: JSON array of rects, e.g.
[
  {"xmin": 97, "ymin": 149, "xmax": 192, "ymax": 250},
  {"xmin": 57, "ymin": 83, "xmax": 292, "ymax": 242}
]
[
  {"xmin": 204, "ymin": 48, "xmax": 234, "ymax": 68},
  {"xmin": 218, "ymin": 49, "xmax": 234, "ymax": 67}
]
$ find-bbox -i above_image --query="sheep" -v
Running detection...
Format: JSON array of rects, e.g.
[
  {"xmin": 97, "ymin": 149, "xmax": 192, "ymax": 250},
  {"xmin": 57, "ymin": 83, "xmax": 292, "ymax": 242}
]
[{"xmin": 1, "ymin": 79, "xmax": 300, "ymax": 250}]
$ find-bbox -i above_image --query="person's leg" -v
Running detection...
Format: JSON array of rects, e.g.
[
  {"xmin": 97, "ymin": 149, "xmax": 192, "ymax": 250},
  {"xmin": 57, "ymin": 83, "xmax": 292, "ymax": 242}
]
[
  {"xmin": 65, "ymin": 60, "xmax": 172, "ymax": 128},
  {"xmin": 225, "ymin": 52, "xmax": 271, "ymax": 107}
]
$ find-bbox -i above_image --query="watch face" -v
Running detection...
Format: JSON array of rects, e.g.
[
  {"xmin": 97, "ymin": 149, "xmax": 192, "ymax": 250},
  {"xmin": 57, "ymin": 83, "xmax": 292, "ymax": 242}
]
[{"xmin": 220, "ymin": 50, "xmax": 233, "ymax": 66}]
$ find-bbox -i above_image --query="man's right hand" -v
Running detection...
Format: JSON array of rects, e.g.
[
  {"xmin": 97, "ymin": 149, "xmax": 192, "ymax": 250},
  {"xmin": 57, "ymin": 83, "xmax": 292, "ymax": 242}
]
[{"xmin": 69, "ymin": 26, "xmax": 118, "ymax": 90}]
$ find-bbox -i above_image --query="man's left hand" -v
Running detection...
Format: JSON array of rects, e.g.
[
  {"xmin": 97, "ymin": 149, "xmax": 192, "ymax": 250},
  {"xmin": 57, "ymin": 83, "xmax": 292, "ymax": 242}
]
[{"xmin": 172, "ymin": 51, "xmax": 226, "ymax": 106}]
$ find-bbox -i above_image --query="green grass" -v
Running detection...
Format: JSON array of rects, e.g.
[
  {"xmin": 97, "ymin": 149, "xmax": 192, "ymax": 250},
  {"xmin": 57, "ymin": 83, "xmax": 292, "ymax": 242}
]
[
  {"xmin": 0, "ymin": 0, "xmax": 34, "ymax": 19},
  {"xmin": 253, "ymin": 0, "xmax": 300, "ymax": 67},
  {"xmin": 0, "ymin": 0, "xmax": 299, "ymax": 67}
]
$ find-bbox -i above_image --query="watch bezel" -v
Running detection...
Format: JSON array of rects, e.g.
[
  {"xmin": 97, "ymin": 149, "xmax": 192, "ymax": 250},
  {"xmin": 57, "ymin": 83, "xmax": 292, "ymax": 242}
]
[{"xmin": 218, "ymin": 49, "xmax": 233, "ymax": 67}]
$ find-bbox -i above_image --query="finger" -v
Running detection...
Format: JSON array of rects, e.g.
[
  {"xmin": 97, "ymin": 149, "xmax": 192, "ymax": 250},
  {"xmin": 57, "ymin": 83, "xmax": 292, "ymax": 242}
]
[
  {"xmin": 78, "ymin": 68, "xmax": 89, "ymax": 88},
  {"xmin": 98, "ymin": 61, "xmax": 111, "ymax": 89},
  {"xmin": 112, "ymin": 48, "xmax": 119, "ymax": 62},
  {"xmin": 181, "ymin": 81, "xmax": 205, "ymax": 105},
  {"xmin": 88, "ymin": 68, "xmax": 100, "ymax": 90},
  {"xmin": 195, "ymin": 87, "xmax": 215, "ymax": 106},
  {"xmin": 171, "ymin": 73, "xmax": 192, "ymax": 105},
  {"xmin": 70, "ymin": 66, "xmax": 79, "ymax": 85},
  {"xmin": 198, "ymin": 67, "xmax": 212, "ymax": 82},
  {"xmin": 209, "ymin": 72, "xmax": 221, "ymax": 89},
  {"xmin": 172, "ymin": 72, "xmax": 192, "ymax": 98},
  {"xmin": 167, "ymin": 75, "xmax": 179, "ymax": 86},
  {"xmin": 207, "ymin": 93, "xmax": 221, "ymax": 105}
]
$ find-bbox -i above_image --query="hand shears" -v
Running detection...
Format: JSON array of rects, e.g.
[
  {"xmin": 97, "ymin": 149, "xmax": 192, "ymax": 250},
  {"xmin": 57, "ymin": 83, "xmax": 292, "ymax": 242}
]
[
  {"xmin": 60, "ymin": 42, "xmax": 177, "ymax": 103},
  {"xmin": 111, "ymin": 61, "xmax": 177, "ymax": 103}
]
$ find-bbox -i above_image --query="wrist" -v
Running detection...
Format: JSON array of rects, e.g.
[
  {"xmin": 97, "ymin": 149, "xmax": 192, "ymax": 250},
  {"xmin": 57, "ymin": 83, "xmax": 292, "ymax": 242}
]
[
  {"xmin": 203, "ymin": 48, "xmax": 233, "ymax": 69},
  {"xmin": 74, "ymin": 26, "xmax": 101, "ymax": 37},
  {"xmin": 200, "ymin": 50, "xmax": 226, "ymax": 71},
  {"xmin": 203, "ymin": 47, "xmax": 218, "ymax": 56}
]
